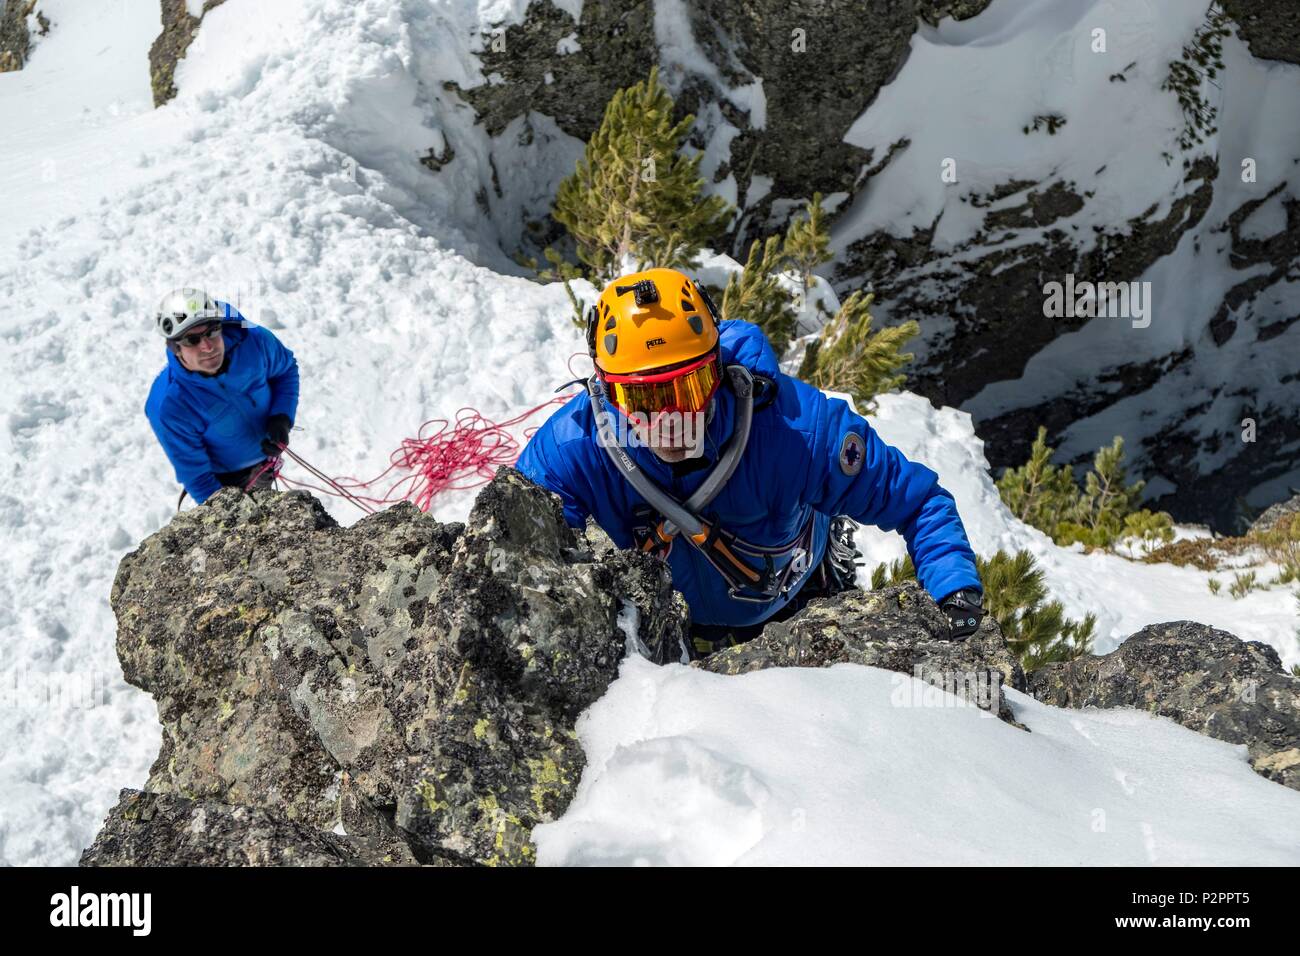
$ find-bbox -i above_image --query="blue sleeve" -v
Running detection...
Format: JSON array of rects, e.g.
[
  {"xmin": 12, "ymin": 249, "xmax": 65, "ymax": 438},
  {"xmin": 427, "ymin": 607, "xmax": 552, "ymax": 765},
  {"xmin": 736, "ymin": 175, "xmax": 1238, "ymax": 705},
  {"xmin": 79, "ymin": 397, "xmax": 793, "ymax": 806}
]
[
  {"xmin": 515, "ymin": 423, "xmax": 593, "ymax": 530},
  {"xmin": 803, "ymin": 393, "xmax": 981, "ymax": 603},
  {"xmin": 257, "ymin": 327, "xmax": 299, "ymax": 422},
  {"xmin": 148, "ymin": 400, "xmax": 223, "ymax": 504}
]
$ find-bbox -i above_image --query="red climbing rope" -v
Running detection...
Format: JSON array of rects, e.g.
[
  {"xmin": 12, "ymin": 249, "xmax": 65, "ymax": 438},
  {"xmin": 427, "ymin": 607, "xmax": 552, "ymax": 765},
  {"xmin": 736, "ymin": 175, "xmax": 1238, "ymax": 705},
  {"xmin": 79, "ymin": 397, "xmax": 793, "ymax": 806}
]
[
  {"xmin": 248, "ymin": 389, "xmax": 579, "ymax": 515},
  {"xmin": 244, "ymin": 354, "xmax": 590, "ymax": 514}
]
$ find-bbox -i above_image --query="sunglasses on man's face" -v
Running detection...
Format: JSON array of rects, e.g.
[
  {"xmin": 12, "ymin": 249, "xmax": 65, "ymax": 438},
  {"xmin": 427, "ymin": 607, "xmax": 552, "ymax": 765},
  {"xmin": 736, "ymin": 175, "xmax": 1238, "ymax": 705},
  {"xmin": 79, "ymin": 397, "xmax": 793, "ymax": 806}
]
[{"xmin": 176, "ymin": 323, "xmax": 223, "ymax": 347}]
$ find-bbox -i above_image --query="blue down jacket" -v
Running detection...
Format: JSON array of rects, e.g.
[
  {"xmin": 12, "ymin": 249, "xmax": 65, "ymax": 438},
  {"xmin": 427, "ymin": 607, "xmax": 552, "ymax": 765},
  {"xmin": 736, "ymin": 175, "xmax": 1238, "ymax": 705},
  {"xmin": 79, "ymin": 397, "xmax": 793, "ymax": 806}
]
[
  {"xmin": 145, "ymin": 309, "xmax": 299, "ymax": 503},
  {"xmin": 516, "ymin": 319, "xmax": 981, "ymax": 628}
]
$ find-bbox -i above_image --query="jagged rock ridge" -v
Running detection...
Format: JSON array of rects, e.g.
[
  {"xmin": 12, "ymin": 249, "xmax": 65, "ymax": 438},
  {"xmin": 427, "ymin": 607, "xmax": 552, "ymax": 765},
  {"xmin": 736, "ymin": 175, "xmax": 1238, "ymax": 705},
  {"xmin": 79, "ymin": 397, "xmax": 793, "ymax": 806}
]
[
  {"xmin": 84, "ymin": 469, "xmax": 688, "ymax": 866},
  {"xmin": 84, "ymin": 472, "xmax": 1300, "ymax": 865}
]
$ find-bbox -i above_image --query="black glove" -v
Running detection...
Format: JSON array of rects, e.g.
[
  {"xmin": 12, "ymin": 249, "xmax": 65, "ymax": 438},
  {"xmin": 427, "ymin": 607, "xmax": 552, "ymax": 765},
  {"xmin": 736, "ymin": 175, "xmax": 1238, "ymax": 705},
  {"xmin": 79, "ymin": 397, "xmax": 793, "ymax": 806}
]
[
  {"xmin": 261, "ymin": 414, "xmax": 292, "ymax": 457},
  {"xmin": 940, "ymin": 588, "xmax": 984, "ymax": 641}
]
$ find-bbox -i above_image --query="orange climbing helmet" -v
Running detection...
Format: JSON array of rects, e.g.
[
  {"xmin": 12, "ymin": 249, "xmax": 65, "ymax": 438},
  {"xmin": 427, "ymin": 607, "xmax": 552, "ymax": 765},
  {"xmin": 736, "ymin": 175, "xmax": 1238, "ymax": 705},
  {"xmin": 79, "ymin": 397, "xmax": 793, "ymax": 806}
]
[{"xmin": 586, "ymin": 268, "xmax": 723, "ymax": 417}]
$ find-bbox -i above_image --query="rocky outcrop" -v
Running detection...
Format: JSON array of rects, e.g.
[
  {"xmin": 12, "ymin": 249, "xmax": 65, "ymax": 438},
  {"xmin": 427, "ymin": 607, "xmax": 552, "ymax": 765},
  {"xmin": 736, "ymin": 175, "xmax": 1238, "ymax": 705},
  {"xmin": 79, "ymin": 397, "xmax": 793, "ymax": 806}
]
[
  {"xmin": 1221, "ymin": 0, "xmax": 1300, "ymax": 64},
  {"xmin": 1249, "ymin": 491, "xmax": 1300, "ymax": 535},
  {"xmin": 148, "ymin": 0, "xmax": 228, "ymax": 107},
  {"xmin": 83, "ymin": 469, "xmax": 687, "ymax": 866},
  {"xmin": 701, "ymin": 582, "xmax": 1026, "ymax": 724},
  {"xmin": 1028, "ymin": 621, "xmax": 1300, "ymax": 791},
  {"xmin": 0, "ymin": 0, "xmax": 48, "ymax": 73},
  {"xmin": 81, "ymin": 790, "xmax": 417, "ymax": 867},
  {"xmin": 86, "ymin": 470, "xmax": 1300, "ymax": 864}
]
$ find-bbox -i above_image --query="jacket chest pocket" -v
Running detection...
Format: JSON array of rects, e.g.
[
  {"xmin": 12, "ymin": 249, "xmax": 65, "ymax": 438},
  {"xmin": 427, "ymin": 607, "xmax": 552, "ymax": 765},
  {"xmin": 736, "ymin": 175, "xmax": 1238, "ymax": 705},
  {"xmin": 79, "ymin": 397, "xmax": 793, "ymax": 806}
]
[
  {"xmin": 203, "ymin": 398, "xmax": 244, "ymax": 441},
  {"xmin": 247, "ymin": 381, "xmax": 271, "ymax": 417}
]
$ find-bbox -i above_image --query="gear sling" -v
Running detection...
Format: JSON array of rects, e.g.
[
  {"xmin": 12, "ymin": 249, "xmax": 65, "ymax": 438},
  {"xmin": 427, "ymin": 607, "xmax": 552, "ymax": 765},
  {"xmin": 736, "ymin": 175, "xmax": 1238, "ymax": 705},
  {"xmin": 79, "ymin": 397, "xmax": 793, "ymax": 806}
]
[{"xmin": 585, "ymin": 366, "xmax": 816, "ymax": 605}]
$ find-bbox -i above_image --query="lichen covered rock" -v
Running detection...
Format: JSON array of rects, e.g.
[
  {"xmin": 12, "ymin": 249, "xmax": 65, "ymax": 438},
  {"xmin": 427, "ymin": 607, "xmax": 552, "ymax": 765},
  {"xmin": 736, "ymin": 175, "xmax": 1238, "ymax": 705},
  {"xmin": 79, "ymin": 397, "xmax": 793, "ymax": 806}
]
[
  {"xmin": 701, "ymin": 582, "xmax": 1026, "ymax": 724},
  {"xmin": 89, "ymin": 468, "xmax": 687, "ymax": 866},
  {"xmin": 1028, "ymin": 621, "xmax": 1300, "ymax": 790},
  {"xmin": 80, "ymin": 789, "xmax": 414, "ymax": 867}
]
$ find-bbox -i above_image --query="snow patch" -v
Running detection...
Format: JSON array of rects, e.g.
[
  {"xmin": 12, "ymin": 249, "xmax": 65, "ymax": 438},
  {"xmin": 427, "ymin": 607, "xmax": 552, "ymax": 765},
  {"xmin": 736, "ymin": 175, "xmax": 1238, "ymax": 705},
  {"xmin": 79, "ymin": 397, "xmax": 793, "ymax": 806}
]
[{"xmin": 536, "ymin": 657, "xmax": 1300, "ymax": 865}]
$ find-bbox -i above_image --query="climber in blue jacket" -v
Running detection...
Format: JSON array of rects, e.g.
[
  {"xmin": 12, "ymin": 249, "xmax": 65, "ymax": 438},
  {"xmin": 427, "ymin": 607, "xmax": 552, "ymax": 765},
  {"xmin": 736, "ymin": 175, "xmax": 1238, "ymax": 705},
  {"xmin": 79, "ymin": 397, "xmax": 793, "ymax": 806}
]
[
  {"xmin": 516, "ymin": 268, "xmax": 984, "ymax": 658},
  {"xmin": 145, "ymin": 289, "xmax": 299, "ymax": 505}
]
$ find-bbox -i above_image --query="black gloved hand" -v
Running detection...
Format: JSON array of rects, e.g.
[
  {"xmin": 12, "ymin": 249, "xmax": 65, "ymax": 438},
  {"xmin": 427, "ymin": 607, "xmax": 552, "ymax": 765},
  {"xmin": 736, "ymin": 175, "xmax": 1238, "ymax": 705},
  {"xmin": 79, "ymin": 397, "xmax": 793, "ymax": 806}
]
[
  {"xmin": 940, "ymin": 588, "xmax": 984, "ymax": 641},
  {"xmin": 261, "ymin": 414, "xmax": 292, "ymax": 457}
]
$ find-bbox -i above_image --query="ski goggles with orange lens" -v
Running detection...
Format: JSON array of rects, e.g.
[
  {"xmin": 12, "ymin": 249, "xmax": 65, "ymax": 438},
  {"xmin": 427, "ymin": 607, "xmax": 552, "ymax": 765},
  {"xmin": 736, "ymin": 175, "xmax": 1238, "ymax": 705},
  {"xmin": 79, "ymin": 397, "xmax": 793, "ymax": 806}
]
[{"xmin": 600, "ymin": 351, "xmax": 722, "ymax": 417}]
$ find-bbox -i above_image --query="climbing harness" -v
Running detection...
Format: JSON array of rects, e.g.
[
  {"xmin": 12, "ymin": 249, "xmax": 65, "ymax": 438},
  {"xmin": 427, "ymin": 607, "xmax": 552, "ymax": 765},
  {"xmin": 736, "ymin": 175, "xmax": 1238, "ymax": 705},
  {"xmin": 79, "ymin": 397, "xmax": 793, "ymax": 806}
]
[{"xmin": 588, "ymin": 365, "xmax": 816, "ymax": 604}]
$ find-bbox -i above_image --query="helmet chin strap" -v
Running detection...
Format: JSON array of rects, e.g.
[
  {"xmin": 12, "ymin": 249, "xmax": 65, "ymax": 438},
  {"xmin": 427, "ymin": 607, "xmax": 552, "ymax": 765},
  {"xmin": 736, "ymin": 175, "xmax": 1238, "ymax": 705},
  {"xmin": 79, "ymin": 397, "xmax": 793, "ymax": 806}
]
[{"xmin": 587, "ymin": 364, "xmax": 754, "ymax": 540}]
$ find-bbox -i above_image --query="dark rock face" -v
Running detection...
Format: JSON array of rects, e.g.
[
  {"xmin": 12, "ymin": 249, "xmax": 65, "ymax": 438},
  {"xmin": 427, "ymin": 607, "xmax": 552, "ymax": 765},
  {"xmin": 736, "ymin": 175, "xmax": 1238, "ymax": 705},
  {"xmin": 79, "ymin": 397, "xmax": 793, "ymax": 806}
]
[
  {"xmin": 454, "ymin": 1, "xmax": 656, "ymax": 141},
  {"xmin": 701, "ymin": 582, "xmax": 1026, "ymax": 724},
  {"xmin": 1222, "ymin": 0, "xmax": 1300, "ymax": 64},
  {"xmin": 0, "ymin": 0, "xmax": 48, "ymax": 72},
  {"xmin": 86, "ymin": 468, "xmax": 687, "ymax": 866},
  {"xmin": 678, "ymin": 0, "xmax": 933, "ymax": 238},
  {"xmin": 905, "ymin": 152, "xmax": 1300, "ymax": 533},
  {"xmin": 81, "ymin": 790, "xmax": 415, "ymax": 867},
  {"xmin": 850, "ymin": 157, "xmax": 1217, "ymax": 412},
  {"xmin": 458, "ymin": 0, "xmax": 991, "ymax": 255},
  {"xmin": 148, "ymin": 0, "xmax": 228, "ymax": 107},
  {"xmin": 1028, "ymin": 622, "xmax": 1300, "ymax": 790},
  {"xmin": 445, "ymin": 1, "xmax": 1299, "ymax": 531}
]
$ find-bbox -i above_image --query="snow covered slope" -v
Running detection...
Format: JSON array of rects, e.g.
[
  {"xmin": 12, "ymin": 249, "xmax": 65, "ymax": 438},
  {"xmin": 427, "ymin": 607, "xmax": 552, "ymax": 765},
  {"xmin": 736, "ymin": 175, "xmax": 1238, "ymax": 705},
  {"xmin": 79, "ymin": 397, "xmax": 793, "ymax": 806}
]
[
  {"xmin": 829, "ymin": 0, "xmax": 1300, "ymax": 527},
  {"xmin": 535, "ymin": 656, "xmax": 1300, "ymax": 865},
  {"xmin": 0, "ymin": 0, "xmax": 1296, "ymax": 865}
]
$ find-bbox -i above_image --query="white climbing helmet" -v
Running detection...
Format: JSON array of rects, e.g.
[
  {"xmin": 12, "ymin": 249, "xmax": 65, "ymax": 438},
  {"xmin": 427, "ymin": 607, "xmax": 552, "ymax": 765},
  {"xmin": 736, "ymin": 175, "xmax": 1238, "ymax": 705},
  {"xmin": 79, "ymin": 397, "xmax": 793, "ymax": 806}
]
[{"xmin": 155, "ymin": 288, "xmax": 221, "ymax": 339}]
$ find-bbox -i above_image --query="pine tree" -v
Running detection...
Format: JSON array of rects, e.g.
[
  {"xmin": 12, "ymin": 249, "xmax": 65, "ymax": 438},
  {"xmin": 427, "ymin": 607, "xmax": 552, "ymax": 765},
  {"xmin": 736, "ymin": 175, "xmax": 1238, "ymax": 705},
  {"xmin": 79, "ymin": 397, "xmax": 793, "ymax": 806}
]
[
  {"xmin": 1121, "ymin": 509, "xmax": 1176, "ymax": 556},
  {"xmin": 977, "ymin": 549, "xmax": 1095, "ymax": 670},
  {"xmin": 1082, "ymin": 437, "xmax": 1143, "ymax": 529},
  {"xmin": 798, "ymin": 291, "xmax": 917, "ymax": 415},
  {"xmin": 1056, "ymin": 437, "xmax": 1148, "ymax": 547},
  {"xmin": 999, "ymin": 428, "xmax": 1175, "ymax": 552},
  {"xmin": 552, "ymin": 67, "xmax": 732, "ymax": 282},
  {"xmin": 995, "ymin": 427, "xmax": 1081, "ymax": 536},
  {"xmin": 870, "ymin": 553, "xmax": 916, "ymax": 590},
  {"xmin": 721, "ymin": 235, "xmax": 799, "ymax": 358},
  {"xmin": 781, "ymin": 192, "xmax": 833, "ymax": 309}
]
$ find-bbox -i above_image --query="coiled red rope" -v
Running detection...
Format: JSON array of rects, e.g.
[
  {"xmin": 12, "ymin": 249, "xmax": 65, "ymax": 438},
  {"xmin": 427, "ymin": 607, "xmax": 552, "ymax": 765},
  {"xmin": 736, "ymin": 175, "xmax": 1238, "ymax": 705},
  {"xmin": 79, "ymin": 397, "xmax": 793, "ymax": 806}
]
[{"xmin": 246, "ymin": 394, "xmax": 575, "ymax": 515}]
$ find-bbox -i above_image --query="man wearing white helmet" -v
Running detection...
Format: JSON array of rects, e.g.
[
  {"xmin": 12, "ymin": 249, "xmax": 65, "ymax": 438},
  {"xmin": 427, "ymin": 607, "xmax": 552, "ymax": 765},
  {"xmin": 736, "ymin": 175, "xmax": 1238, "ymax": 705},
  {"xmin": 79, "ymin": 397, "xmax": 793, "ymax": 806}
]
[{"xmin": 145, "ymin": 288, "xmax": 299, "ymax": 504}]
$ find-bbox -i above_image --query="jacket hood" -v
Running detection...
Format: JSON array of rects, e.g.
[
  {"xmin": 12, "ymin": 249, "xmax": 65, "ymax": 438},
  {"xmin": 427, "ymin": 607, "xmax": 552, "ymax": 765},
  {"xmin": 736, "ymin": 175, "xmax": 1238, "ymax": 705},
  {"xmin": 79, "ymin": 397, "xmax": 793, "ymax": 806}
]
[
  {"xmin": 163, "ymin": 315, "xmax": 248, "ymax": 383},
  {"xmin": 718, "ymin": 319, "xmax": 781, "ymax": 380}
]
